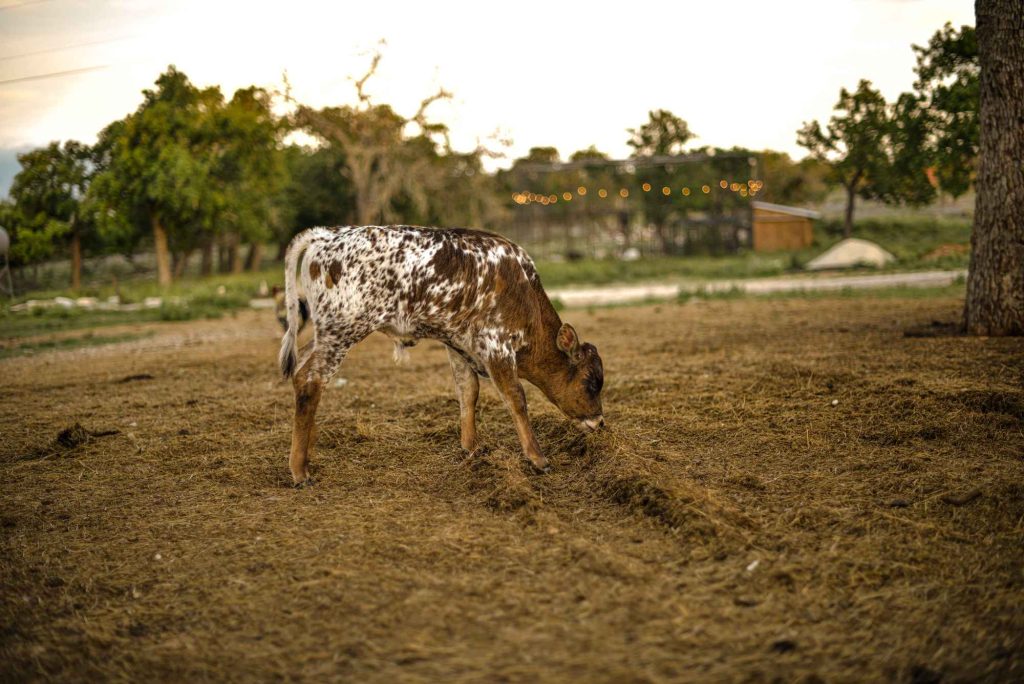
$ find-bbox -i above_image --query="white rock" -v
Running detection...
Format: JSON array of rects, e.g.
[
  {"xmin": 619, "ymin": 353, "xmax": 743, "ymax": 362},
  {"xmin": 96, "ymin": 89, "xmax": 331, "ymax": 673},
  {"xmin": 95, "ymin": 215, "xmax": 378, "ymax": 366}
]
[{"xmin": 806, "ymin": 238, "xmax": 895, "ymax": 270}]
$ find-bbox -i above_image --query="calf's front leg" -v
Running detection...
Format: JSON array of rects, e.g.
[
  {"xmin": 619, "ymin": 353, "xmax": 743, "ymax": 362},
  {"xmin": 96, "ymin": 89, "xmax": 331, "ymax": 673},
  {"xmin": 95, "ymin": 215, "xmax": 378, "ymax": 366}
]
[
  {"xmin": 447, "ymin": 347, "xmax": 480, "ymax": 452},
  {"xmin": 486, "ymin": 358, "xmax": 548, "ymax": 472}
]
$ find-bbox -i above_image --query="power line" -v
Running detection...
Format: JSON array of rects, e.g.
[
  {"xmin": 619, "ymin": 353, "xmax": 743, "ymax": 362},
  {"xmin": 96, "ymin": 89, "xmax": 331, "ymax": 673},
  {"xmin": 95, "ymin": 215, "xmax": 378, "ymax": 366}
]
[
  {"xmin": 0, "ymin": 35, "xmax": 133, "ymax": 62},
  {"xmin": 0, "ymin": 64, "xmax": 109, "ymax": 86},
  {"xmin": 0, "ymin": 0, "xmax": 56, "ymax": 11}
]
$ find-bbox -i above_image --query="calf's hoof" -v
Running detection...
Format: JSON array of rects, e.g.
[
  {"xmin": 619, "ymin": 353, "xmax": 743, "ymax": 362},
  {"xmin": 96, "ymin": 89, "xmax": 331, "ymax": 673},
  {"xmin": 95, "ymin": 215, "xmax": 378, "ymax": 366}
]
[
  {"xmin": 528, "ymin": 456, "xmax": 551, "ymax": 474},
  {"xmin": 292, "ymin": 476, "xmax": 314, "ymax": 489}
]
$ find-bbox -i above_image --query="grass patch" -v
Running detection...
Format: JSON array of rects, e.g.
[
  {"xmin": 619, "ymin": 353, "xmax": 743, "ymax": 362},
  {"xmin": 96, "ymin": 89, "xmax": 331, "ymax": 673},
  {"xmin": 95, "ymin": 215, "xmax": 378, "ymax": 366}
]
[
  {"xmin": 0, "ymin": 330, "xmax": 154, "ymax": 359},
  {"xmin": 0, "ymin": 301, "xmax": 243, "ymax": 340}
]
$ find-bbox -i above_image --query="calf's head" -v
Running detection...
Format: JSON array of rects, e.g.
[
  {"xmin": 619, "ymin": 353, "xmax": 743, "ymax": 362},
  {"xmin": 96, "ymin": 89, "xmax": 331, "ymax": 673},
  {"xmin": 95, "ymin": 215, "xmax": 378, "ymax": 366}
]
[{"xmin": 548, "ymin": 323, "xmax": 605, "ymax": 432}]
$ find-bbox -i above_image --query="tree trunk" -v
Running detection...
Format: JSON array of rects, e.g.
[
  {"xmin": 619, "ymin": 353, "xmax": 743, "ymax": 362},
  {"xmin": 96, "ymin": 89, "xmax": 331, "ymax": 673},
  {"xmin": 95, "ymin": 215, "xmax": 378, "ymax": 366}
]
[
  {"xmin": 246, "ymin": 243, "xmax": 264, "ymax": 271},
  {"xmin": 229, "ymin": 233, "xmax": 244, "ymax": 274},
  {"xmin": 173, "ymin": 250, "xmax": 191, "ymax": 279},
  {"xmin": 964, "ymin": 0, "xmax": 1024, "ymax": 335},
  {"xmin": 843, "ymin": 184, "xmax": 856, "ymax": 239},
  {"xmin": 218, "ymin": 241, "xmax": 230, "ymax": 273},
  {"xmin": 200, "ymin": 240, "xmax": 214, "ymax": 277},
  {"xmin": 151, "ymin": 214, "xmax": 172, "ymax": 287},
  {"xmin": 69, "ymin": 226, "xmax": 82, "ymax": 291}
]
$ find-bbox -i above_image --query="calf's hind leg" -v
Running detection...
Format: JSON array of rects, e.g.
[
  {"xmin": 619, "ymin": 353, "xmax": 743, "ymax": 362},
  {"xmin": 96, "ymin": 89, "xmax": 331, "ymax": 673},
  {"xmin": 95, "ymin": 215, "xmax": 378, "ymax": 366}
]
[
  {"xmin": 289, "ymin": 335, "xmax": 352, "ymax": 486},
  {"xmin": 447, "ymin": 347, "xmax": 480, "ymax": 452}
]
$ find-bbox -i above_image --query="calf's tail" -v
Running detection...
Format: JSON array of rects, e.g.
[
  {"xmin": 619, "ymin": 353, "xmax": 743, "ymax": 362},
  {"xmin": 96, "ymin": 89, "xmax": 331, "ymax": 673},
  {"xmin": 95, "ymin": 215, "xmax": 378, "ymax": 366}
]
[{"xmin": 278, "ymin": 230, "xmax": 315, "ymax": 378}]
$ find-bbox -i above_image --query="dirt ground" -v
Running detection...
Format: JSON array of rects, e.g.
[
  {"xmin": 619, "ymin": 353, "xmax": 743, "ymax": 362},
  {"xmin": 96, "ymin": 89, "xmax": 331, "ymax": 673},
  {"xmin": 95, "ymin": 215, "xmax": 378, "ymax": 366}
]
[{"xmin": 1, "ymin": 296, "xmax": 1022, "ymax": 682}]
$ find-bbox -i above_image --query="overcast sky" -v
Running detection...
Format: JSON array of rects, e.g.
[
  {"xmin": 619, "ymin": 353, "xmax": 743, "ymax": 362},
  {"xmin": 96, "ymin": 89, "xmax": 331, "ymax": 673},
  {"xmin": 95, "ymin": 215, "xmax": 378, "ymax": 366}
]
[{"xmin": 0, "ymin": 0, "xmax": 974, "ymax": 196}]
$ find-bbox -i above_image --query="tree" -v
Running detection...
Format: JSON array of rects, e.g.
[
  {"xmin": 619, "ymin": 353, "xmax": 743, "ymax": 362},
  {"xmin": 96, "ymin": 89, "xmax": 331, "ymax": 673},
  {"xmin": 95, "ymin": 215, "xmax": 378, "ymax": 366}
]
[
  {"xmin": 757, "ymin": 151, "xmax": 830, "ymax": 206},
  {"xmin": 963, "ymin": 0, "xmax": 1023, "ymax": 336},
  {"xmin": 627, "ymin": 110, "xmax": 696, "ymax": 253},
  {"xmin": 872, "ymin": 92, "xmax": 938, "ymax": 207},
  {"xmin": 212, "ymin": 86, "xmax": 289, "ymax": 273},
  {"xmin": 913, "ymin": 22, "xmax": 978, "ymax": 198},
  {"xmin": 627, "ymin": 110, "xmax": 694, "ymax": 156},
  {"xmin": 88, "ymin": 67, "xmax": 221, "ymax": 286},
  {"xmin": 291, "ymin": 51, "xmax": 453, "ymax": 226},
  {"xmin": 797, "ymin": 80, "xmax": 889, "ymax": 237},
  {"xmin": 8, "ymin": 141, "xmax": 93, "ymax": 288},
  {"xmin": 279, "ymin": 144, "xmax": 356, "ymax": 254}
]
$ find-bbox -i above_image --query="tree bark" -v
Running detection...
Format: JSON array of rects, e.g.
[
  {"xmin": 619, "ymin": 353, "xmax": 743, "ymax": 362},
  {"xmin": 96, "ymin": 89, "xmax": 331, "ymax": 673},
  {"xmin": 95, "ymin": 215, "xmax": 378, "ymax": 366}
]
[
  {"xmin": 843, "ymin": 184, "xmax": 856, "ymax": 239},
  {"xmin": 218, "ymin": 241, "xmax": 230, "ymax": 273},
  {"xmin": 151, "ymin": 214, "xmax": 172, "ymax": 287},
  {"xmin": 245, "ymin": 243, "xmax": 264, "ymax": 271},
  {"xmin": 200, "ymin": 240, "xmax": 214, "ymax": 277},
  {"xmin": 964, "ymin": 0, "xmax": 1024, "ymax": 335},
  {"xmin": 173, "ymin": 250, "xmax": 191, "ymax": 279},
  {"xmin": 69, "ymin": 225, "xmax": 82, "ymax": 291},
  {"xmin": 228, "ymin": 233, "xmax": 244, "ymax": 274}
]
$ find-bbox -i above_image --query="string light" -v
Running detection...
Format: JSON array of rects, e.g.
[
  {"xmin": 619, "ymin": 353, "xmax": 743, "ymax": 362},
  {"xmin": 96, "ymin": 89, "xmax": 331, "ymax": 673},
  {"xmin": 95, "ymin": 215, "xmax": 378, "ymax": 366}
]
[{"xmin": 512, "ymin": 180, "xmax": 765, "ymax": 206}]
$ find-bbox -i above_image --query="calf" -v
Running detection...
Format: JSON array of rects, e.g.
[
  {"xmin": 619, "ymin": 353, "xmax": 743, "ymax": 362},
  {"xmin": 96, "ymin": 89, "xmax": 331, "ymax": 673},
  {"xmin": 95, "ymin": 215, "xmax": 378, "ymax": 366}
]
[{"xmin": 279, "ymin": 225, "xmax": 605, "ymax": 485}]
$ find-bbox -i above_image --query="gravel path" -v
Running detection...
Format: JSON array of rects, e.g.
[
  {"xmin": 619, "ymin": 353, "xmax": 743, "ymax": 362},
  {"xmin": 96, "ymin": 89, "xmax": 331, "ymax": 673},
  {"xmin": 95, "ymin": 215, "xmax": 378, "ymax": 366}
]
[{"xmin": 549, "ymin": 269, "xmax": 966, "ymax": 307}]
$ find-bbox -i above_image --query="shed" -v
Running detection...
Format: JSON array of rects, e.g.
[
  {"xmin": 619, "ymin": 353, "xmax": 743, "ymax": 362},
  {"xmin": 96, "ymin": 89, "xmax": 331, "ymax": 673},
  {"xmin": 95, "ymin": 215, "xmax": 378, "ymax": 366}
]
[{"xmin": 751, "ymin": 201, "xmax": 820, "ymax": 252}]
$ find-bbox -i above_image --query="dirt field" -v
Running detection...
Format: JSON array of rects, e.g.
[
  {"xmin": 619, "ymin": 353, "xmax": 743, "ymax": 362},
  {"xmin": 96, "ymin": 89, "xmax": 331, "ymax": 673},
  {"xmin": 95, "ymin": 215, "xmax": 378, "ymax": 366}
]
[{"xmin": 2, "ymin": 296, "xmax": 1022, "ymax": 682}]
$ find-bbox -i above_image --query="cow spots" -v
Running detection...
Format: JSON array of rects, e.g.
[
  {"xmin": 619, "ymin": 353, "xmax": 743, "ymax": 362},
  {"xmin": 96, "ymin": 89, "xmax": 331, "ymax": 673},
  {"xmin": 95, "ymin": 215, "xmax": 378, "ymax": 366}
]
[
  {"xmin": 309, "ymin": 261, "xmax": 321, "ymax": 280},
  {"xmin": 326, "ymin": 261, "xmax": 343, "ymax": 289}
]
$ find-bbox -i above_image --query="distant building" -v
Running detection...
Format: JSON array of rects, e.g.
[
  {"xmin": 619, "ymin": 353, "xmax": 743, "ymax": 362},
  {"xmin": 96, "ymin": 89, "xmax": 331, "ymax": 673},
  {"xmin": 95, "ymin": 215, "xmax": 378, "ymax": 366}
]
[{"xmin": 751, "ymin": 201, "xmax": 820, "ymax": 252}]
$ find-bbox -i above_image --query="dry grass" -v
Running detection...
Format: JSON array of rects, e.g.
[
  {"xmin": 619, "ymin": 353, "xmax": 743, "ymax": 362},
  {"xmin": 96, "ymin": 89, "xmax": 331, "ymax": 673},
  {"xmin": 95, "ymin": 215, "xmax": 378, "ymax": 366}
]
[{"xmin": 1, "ymin": 296, "xmax": 1022, "ymax": 682}]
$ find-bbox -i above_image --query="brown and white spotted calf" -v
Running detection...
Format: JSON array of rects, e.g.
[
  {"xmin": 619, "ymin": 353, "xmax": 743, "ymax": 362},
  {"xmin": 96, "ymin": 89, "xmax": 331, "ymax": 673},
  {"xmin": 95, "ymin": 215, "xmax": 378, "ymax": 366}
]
[{"xmin": 279, "ymin": 225, "xmax": 605, "ymax": 485}]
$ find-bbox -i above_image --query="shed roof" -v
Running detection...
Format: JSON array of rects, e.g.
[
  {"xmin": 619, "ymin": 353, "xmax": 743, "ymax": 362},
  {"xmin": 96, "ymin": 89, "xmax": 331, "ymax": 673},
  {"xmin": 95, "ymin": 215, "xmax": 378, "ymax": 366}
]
[{"xmin": 751, "ymin": 201, "xmax": 821, "ymax": 219}]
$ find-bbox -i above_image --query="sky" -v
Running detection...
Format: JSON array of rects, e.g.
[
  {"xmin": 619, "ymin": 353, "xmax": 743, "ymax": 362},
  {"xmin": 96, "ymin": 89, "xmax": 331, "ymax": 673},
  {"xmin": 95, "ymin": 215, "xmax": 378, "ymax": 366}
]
[{"xmin": 0, "ymin": 0, "xmax": 975, "ymax": 197}]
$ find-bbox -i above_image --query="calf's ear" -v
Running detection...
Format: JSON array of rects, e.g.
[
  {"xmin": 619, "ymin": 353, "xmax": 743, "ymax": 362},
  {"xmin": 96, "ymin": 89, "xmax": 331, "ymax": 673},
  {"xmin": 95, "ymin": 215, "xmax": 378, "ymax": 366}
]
[{"xmin": 556, "ymin": 323, "xmax": 582, "ymax": 360}]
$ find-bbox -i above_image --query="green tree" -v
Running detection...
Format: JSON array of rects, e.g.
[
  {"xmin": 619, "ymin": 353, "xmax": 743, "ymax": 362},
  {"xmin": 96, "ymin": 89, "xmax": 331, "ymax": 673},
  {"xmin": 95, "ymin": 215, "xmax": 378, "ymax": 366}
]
[
  {"xmin": 8, "ymin": 141, "xmax": 93, "ymax": 289},
  {"xmin": 212, "ymin": 86, "xmax": 289, "ymax": 273},
  {"xmin": 757, "ymin": 151, "xmax": 830, "ymax": 206},
  {"xmin": 873, "ymin": 92, "xmax": 937, "ymax": 207},
  {"xmin": 627, "ymin": 110, "xmax": 697, "ymax": 253},
  {"xmin": 280, "ymin": 144, "xmax": 355, "ymax": 252},
  {"xmin": 913, "ymin": 22, "xmax": 978, "ymax": 198},
  {"xmin": 798, "ymin": 80, "xmax": 889, "ymax": 238},
  {"xmin": 88, "ymin": 67, "xmax": 220, "ymax": 286}
]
